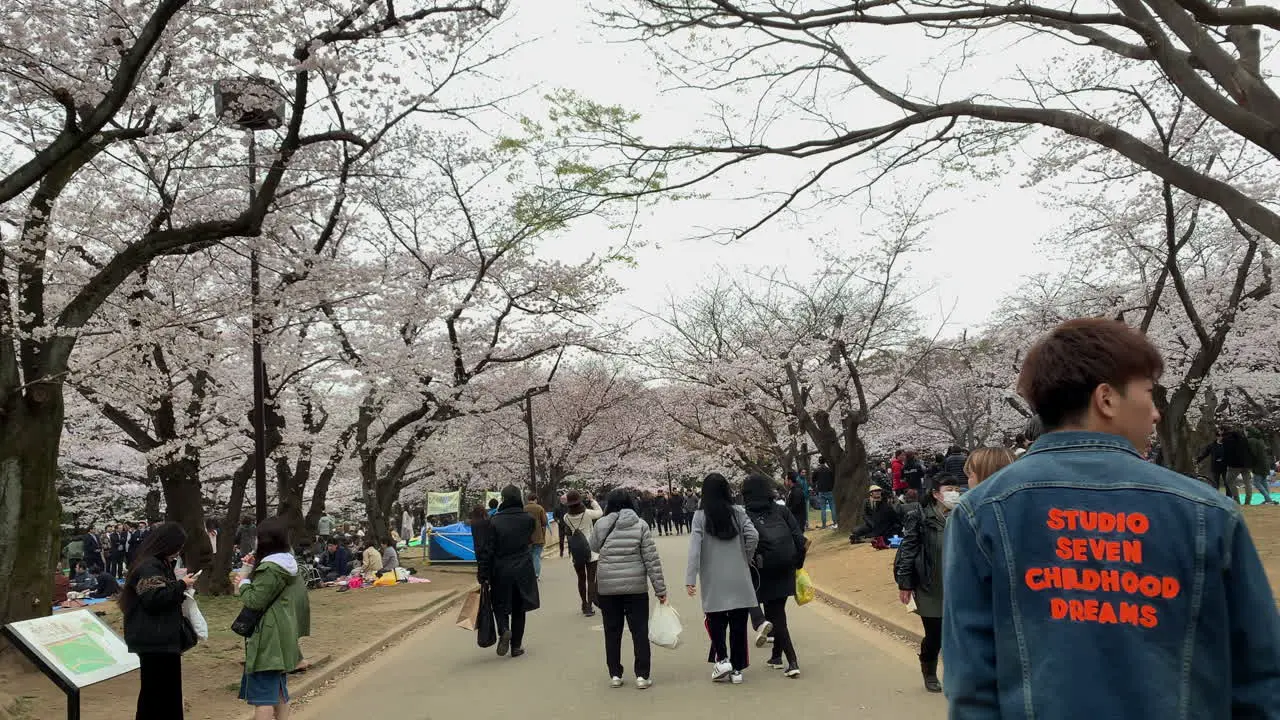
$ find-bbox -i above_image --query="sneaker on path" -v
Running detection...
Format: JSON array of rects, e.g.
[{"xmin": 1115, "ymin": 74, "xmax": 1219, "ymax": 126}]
[
  {"xmin": 636, "ymin": 677, "xmax": 652, "ymax": 690},
  {"xmin": 496, "ymin": 630, "xmax": 511, "ymax": 657},
  {"xmin": 755, "ymin": 621, "xmax": 773, "ymax": 648},
  {"xmin": 711, "ymin": 660, "xmax": 733, "ymax": 682},
  {"xmin": 766, "ymin": 658, "xmax": 784, "ymax": 670},
  {"xmin": 610, "ymin": 677, "xmax": 624, "ymax": 688},
  {"xmin": 730, "ymin": 671, "xmax": 744, "ymax": 684},
  {"xmin": 785, "ymin": 664, "xmax": 800, "ymax": 678}
]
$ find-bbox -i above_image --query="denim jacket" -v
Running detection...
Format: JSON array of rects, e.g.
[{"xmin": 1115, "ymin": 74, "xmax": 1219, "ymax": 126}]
[{"xmin": 942, "ymin": 431, "xmax": 1280, "ymax": 720}]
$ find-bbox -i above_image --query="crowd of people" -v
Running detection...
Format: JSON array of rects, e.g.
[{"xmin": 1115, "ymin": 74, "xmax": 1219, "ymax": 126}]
[
  {"xmin": 466, "ymin": 473, "xmax": 807, "ymax": 688},
  {"xmin": 458, "ymin": 317, "xmax": 1280, "ymax": 718},
  {"xmin": 82, "ymin": 316, "xmax": 1280, "ymax": 719}
]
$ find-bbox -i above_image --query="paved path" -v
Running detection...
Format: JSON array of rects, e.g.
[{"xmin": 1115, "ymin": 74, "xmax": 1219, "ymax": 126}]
[{"xmin": 298, "ymin": 534, "xmax": 946, "ymax": 719}]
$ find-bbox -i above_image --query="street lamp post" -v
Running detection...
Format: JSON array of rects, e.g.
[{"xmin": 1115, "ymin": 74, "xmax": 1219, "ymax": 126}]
[
  {"xmin": 524, "ymin": 395, "xmax": 537, "ymax": 499},
  {"xmin": 214, "ymin": 77, "xmax": 285, "ymax": 523}
]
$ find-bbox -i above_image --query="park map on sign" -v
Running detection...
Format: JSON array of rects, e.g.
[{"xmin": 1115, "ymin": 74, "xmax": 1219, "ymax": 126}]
[{"xmin": 5, "ymin": 609, "xmax": 138, "ymax": 688}]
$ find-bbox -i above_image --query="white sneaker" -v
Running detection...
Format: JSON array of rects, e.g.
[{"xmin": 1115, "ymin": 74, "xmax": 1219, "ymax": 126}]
[
  {"xmin": 730, "ymin": 671, "xmax": 744, "ymax": 684},
  {"xmin": 711, "ymin": 660, "xmax": 733, "ymax": 682},
  {"xmin": 755, "ymin": 621, "xmax": 773, "ymax": 648},
  {"xmin": 610, "ymin": 676, "xmax": 624, "ymax": 688},
  {"xmin": 636, "ymin": 677, "xmax": 652, "ymax": 690}
]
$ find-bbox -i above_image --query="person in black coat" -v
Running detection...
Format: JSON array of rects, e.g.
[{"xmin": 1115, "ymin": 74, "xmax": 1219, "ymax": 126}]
[
  {"xmin": 478, "ymin": 486, "xmax": 540, "ymax": 658},
  {"xmin": 942, "ymin": 447, "xmax": 968, "ymax": 479},
  {"xmin": 1197, "ymin": 432, "xmax": 1228, "ymax": 491},
  {"xmin": 121, "ymin": 521, "xmax": 196, "ymax": 720},
  {"xmin": 82, "ymin": 526, "xmax": 104, "ymax": 571},
  {"xmin": 1221, "ymin": 427, "xmax": 1255, "ymax": 504},
  {"xmin": 108, "ymin": 524, "xmax": 129, "ymax": 578},
  {"xmin": 850, "ymin": 486, "xmax": 901, "ymax": 544},
  {"xmin": 784, "ymin": 475, "xmax": 807, "ymax": 530},
  {"xmin": 743, "ymin": 474, "xmax": 806, "ymax": 677}
]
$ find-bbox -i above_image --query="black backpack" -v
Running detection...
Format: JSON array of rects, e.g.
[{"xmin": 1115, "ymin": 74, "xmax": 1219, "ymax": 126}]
[
  {"xmin": 566, "ymin": 515, "xmax": 592, "ymax": 565},
  {"xmin": 750, "ymin": 507, "xmax": 797, "ymax": 571}
]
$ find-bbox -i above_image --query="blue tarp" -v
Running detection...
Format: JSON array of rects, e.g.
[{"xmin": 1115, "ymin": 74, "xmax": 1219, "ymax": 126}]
[{"xmin": 429, "ymin": 522, "xmax": 476, "ymax": 562}]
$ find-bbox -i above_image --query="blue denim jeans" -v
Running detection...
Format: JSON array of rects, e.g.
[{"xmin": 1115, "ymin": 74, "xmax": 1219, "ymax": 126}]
[
  {"xmin": 1252, "ymin": 473, "xmax": 1273, "ymax": 504},
  {"xmin": 530, "ymin": 545, "xmax": 543, "ymax": 578},
  {"xmin": 818, "ymin": 491, "xmax": 836, "ymax": 526}
]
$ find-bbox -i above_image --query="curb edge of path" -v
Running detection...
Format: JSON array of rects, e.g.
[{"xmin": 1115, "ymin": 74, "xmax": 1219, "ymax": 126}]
[
  {"xmin": 244, "ymin": 585, "xmax": 473, "ymax": 719},
  {"xmin": 813, "ymin": 586, "xmax": 925, "ymax": 645}
]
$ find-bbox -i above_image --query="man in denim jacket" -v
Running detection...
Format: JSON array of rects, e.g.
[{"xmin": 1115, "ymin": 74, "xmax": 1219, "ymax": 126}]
[{"xmin": 943, "ymin": 318, "xmax": 1280, "ymax": 719}]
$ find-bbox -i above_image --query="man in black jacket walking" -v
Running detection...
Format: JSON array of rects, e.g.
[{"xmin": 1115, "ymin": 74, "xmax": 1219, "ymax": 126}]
[{"xmin": 1197, "ymin": 432, "xmax": 1228, "ymax": 494}]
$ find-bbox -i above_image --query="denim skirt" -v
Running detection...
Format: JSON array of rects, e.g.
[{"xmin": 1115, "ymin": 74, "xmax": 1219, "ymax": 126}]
[{"xmin": 239, "ymin": 670, "xmax": 288, "ymax": 706}]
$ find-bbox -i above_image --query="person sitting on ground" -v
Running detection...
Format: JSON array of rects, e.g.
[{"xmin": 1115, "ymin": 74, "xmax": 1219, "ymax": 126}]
[
  {"xmin": 849, "ymin": 486, "xmax": 900, "ymax": 544},
  {"xmin": 69, "ymin": 560, "xmax": 96, "ymax": 592},
  {"xmin": 379, "ymin": 539, "xmax": 399, "ymax": 574},
  {"xmin": 318, "ymin": 541, "xmax": 352, "ymax": 582},
  {"xmin": 943, "ymin": 318, "xmax": 1280, "ymax": 718},
  {"xmin": 91, "ymin": 562, "xmax": 120, "ymax": 598},
  {"xmin": 360, "ymin": 541, "xmax": 382, "ymax": 581},
  {"xmin": 53, "ymin": 564, "xmax": 71, "ymax": 605}
]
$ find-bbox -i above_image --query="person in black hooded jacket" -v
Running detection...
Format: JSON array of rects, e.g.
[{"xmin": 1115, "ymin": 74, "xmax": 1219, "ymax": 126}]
[
  {"xmin": 121, "ymin": 521, "xmax": 197, "ymax": 720},
  {"xmin": 478, "ymin": 485, "xmax": 540, "ymax": 658},
  {"xmin": 743, "ymin": 474, "xmax": 806, "ymax": 678}
]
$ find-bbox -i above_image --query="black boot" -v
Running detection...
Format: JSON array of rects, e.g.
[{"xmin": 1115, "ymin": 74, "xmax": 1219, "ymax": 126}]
[{"xmin": 921, "ymin": 659, "xmax": 942, "ymax": 693}]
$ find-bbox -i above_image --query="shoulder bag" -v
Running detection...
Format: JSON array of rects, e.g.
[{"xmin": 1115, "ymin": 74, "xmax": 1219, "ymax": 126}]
[{"xmin": 231, "ymin": 571, "xmax": 288, "ymax": 638}]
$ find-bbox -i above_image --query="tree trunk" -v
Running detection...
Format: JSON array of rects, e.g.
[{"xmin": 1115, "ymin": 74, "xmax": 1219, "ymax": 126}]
[
  {"xmin": 157, "ymin": 454, "xmax": 213, "ymax": 577},
  {"xmin": 275, "ymin": 455, "xmax": 309, "ymax": 543},
  {"xmin": 833, "ymin": 436, "xmax": 870, "ymax": 531},
  {"xmin": 0, "ymin": 387, "xmax": 65, "ymax": 625},
  {"xmin": 537, "ymin": 466, "xmax": 567, "ymax": 512},
  {"xmin": 360, "ymin": 461, "xmax": 398, "ymax": 545},
  {"xmin": 303, "ymin": 464, "xmax": 338, "ymax": 539},
  {"xmin": 206, "ymin": 461, "xmax": 253, "ymax": 596}
]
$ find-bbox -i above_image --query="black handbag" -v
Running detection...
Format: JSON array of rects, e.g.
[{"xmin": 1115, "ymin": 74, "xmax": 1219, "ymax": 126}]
[
  {"xmin": 476, "ymin": 583, "xmax": 497, "ymax": 648},
  {"xmin": 231, "ymin": 576, "xmax": 287, "ymax": 638},
  {"xmin": 179, "ymin": 617, "xmax": 198, "ymax": 652}
]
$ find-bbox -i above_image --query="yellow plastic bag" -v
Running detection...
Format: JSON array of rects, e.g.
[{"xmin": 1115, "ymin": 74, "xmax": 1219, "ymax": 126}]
[
  {"xmin": 795, "ymin": 568, "xmax": 815, "ymax": 606},
  {"xmin": 372, "ymin": 571, "xmax": 398, "ymax": 587}
]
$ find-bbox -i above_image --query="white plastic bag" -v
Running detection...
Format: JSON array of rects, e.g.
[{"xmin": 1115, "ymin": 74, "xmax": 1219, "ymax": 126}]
[
  {"xmin": 648, "ymin": 602, "xmax": 682, "ymax": 649},
  {"xmin": 182, "ymin": 589, "xmax": 208, "ymax": 642}
]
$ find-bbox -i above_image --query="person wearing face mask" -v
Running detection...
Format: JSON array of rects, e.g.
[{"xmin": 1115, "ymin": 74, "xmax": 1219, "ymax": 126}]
[{"xmin": 894, "ymin": 472, "xmax": 964, "ymax": 693}]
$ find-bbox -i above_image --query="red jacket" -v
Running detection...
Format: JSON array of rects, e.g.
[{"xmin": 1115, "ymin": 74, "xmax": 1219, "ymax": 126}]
[{"xmin": 891, "ymin": 457, "xmax": 905, "ymax": 491}]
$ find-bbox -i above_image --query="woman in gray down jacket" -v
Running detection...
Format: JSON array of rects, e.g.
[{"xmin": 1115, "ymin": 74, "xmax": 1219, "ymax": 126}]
[
  {"xmin": 591, "ymin": 489, "xmax": 668, "ymax": 690},
  {"xmin": 686, "ymin": 473, "xmax": 759, "ymax": 685}
]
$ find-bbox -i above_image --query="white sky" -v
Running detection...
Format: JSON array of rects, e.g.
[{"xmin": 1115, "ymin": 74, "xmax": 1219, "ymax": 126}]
[{"xmin": 482, "ymin": 0, "xmax": 1063, "ymax": 334}]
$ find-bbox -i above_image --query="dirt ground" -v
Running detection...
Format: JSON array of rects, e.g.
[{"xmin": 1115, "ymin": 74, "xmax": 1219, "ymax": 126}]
[
  {"xmin": 804, "ymin": 504, "xmax": 1280, "ymax": 640},
  {"xmin": 0, "ymin": 558, "xmax": 473, "ymax": 720}
]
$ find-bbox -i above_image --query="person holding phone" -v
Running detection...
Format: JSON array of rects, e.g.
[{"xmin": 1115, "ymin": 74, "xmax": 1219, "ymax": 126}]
[
  {"xmin": 121, "ymin": 521, "xmax": 197, "ymax": 719},
  {"xmin": 235, "ymin": 516, "xmax": 302, "ymax": 720}
]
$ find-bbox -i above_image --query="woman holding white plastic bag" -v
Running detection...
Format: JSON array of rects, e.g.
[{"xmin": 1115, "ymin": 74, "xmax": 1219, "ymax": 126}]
[{"xmin": 590, "ymin": 489, "xmax": 668, "ymax": 690}]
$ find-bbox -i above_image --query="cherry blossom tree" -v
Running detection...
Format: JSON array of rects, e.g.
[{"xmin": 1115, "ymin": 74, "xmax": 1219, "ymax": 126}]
[
  {"xmin": 0, "ymin": 0, "xmax": 508, "ymax": 621},
  {"xmin": 550, "ymin": 2, "xmax": 1280, "ymax": 248}
]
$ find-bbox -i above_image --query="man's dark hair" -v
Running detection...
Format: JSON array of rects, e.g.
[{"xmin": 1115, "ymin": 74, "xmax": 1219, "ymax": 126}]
[
  {"xmin": 1018, "ymin": 318, "xmax": 1164, "ymax": 429},
  {"xmin": 487, "ymin": 498, "xmax": 498, "ymax": 509}
]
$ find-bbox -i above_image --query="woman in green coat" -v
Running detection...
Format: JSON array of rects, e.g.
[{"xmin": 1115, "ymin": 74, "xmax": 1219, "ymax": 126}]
[{"xmin": 236, "ymin": 516, "xmax": 302, "ymax": 719}]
